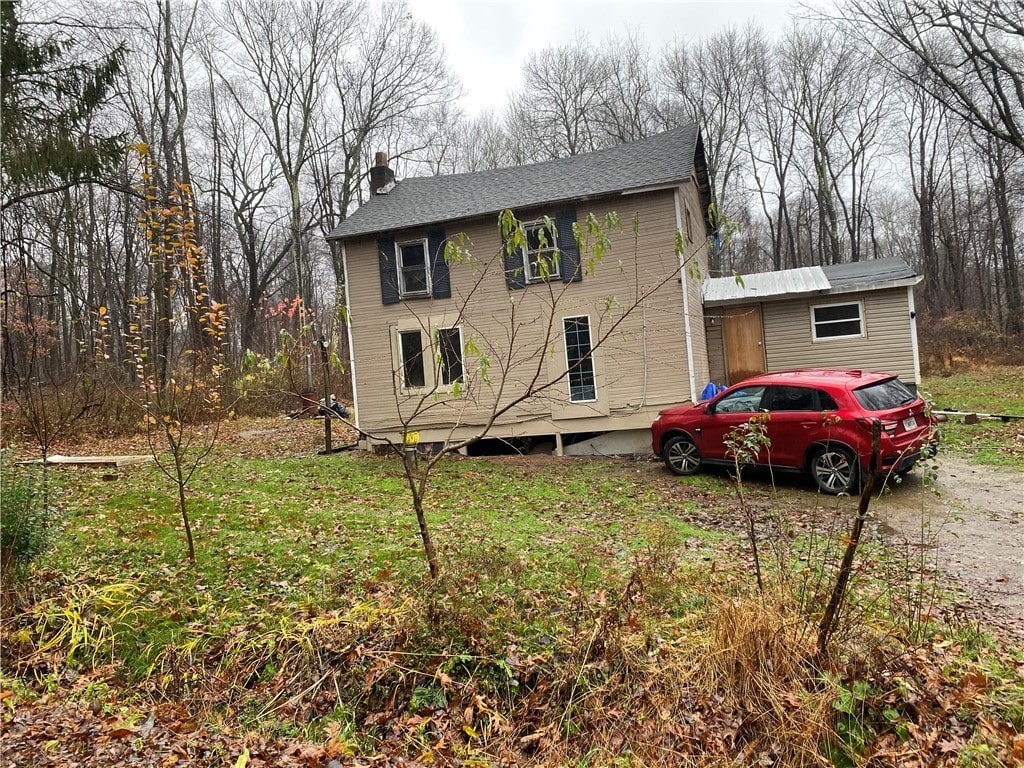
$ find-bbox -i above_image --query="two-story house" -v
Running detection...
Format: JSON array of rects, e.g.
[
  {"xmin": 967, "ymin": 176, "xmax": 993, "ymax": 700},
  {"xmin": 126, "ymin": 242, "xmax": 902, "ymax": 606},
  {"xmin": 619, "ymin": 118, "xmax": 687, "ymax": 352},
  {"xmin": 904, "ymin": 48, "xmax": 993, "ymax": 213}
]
[{"xmin": 326, "ymin": 125, "xmax": 714, "ymax": 454}]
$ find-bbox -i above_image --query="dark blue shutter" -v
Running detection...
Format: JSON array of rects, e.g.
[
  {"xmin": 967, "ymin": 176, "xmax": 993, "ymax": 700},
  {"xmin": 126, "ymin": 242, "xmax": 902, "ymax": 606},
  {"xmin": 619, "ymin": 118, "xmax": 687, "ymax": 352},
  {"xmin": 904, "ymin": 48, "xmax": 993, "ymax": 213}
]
[
  {"xmin": 555, "ymin": 209, "xmax": 581, "ymax": 283},
  {"xmin": 503, "ymin": 231, "xmax": 526, "ymax": 290},
  {"xmin": 378, "ymin": 236, "xmax": 399, "ymax": 304},
  {"xmin": 428, "ymin": 229, "xmax": 450, "ymax": 299}
]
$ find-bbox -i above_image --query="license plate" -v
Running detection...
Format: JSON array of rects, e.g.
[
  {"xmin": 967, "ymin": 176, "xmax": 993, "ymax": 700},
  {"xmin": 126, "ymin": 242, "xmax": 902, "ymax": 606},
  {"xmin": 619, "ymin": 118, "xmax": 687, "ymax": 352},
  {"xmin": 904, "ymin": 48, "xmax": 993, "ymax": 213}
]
[{"xmin": 902, "ymin": 415, "xmax": 917, "ymax": 430}]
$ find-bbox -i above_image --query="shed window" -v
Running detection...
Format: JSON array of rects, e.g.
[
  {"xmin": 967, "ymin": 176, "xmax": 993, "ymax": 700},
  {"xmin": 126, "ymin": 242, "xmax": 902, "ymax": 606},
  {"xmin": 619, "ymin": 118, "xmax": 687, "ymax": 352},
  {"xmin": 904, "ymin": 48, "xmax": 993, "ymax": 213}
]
[
  {"xmin": 811, "ymin": 301, "xmax": 864, "ymax": 340},
  {"xmin": 564, "ymin": 316, "xmax": 596, "ymax": 403}
]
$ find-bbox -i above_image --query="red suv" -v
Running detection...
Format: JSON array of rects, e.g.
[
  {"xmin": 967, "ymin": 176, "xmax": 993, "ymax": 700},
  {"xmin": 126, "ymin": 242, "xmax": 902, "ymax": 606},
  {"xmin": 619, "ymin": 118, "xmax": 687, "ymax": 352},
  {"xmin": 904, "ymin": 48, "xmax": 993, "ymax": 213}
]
[{"xmin": 651, "ymin": 370, "xmax": 938, "ymax": 494}]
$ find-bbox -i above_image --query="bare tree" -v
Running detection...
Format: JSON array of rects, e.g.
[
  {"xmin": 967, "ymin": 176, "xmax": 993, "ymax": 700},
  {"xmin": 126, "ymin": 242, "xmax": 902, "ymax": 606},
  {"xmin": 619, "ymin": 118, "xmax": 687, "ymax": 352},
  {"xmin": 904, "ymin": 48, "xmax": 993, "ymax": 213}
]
[
  {"xmin": 663, "ymin": 24, "xmax": 763, "ymax": 272},
  {"xmin": 313, "ymin": 0, "xmax": 458, "ymax": 241},
  {"xmin": 199, "ymin": 75, "xmax": 288, "ymax": 353},
  {"xmin": 454, "ymin": 109, "xmax": 518, "ymax": 172},
  {"xmin": 594, "ymin": 30, "xmax": 663, "ymax": 143},
  {"xmin": 515, "ymin": 33, "xmax": 607, "ymax": 159},
  {"xmin": 216, "ymin": 0, "xmax": 356, "ymax": 306},
  {"xmin": 978, "ymin": 129, "xmax": 1022, "ymax": 333},
  {"xmin": 746, "ymin": 30, "xmax": 801, "ymax": 270},
  {"xmin": 840, "ymin": 0, "xmax": 1024, "ymax": 152}
]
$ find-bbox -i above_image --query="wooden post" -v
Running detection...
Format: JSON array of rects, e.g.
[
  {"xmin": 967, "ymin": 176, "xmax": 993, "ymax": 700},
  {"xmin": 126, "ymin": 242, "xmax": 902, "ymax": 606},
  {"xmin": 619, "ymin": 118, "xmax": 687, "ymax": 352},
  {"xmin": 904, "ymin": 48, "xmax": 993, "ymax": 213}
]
[{"xmin": 318, "ymin": 337, "xmax": 332, "ymax": 454}]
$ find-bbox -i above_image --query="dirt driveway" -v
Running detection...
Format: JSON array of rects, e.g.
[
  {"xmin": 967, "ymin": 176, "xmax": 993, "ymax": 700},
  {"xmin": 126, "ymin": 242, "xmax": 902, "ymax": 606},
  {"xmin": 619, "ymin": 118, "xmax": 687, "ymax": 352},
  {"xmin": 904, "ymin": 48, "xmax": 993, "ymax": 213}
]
[{"xmin": 868, "ymin": 455, "xmax": 1023, "ymax": 636}]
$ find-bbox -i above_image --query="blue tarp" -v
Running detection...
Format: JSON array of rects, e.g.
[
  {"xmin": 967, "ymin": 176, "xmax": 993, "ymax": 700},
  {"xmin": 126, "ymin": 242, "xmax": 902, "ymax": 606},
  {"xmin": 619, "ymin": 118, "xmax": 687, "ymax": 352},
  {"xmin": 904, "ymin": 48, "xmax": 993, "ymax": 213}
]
[{"xmin": 700, "ymin": 382, "xmax": 726, "ymax": 401}]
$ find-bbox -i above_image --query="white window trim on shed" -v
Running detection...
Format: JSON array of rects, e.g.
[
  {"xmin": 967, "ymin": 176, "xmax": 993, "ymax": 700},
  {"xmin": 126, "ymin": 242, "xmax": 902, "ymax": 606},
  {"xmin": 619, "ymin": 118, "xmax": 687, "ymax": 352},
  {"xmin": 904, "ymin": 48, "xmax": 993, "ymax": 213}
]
[{"xmin": 810, "ymin": 300, "xmax": 866, "ymax": 341}]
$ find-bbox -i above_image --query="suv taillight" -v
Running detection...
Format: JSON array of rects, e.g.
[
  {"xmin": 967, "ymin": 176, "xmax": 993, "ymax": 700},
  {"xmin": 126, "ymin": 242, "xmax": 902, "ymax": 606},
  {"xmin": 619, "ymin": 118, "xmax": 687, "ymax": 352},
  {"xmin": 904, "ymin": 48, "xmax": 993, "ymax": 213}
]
[{"xmin": 856, "ymin": 417, "xmax": 898, "ymax": 435}]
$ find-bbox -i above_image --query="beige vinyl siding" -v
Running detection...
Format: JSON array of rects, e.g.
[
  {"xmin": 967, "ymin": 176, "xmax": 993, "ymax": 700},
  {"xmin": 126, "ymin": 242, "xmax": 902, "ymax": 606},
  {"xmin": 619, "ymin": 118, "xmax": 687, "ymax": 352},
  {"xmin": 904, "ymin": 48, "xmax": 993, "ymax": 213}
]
[
  {"xmin": 762, "ymin": 288, "xmax": 918, "ymax": 383},
  {"xmin": 344, "ymin": 187, "xmax": 704, "ymax": 443},
  {"xmin": 680, "ymin": 179, "xmax": 710, "ymax": 393},
  {"xmin": 705, "ymin": 318, "xmax": 726, "ymax": 384}
]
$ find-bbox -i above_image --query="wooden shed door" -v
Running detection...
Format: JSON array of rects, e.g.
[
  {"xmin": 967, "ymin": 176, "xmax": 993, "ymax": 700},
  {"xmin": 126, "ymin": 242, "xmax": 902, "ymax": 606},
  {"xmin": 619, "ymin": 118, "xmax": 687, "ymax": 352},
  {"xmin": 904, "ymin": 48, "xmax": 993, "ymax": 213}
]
[{"xmin": 723, "ymin": 304, "xmax": 766, "ymax": 383}]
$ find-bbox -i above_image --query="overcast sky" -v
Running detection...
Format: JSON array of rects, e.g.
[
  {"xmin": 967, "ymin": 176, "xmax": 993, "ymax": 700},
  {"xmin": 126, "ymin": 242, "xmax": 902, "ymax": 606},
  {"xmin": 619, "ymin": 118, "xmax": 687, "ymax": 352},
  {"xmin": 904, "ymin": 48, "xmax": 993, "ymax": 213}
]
[{"xmin": 404, "ymin": 0, "xmax": 802, "ymax": 116}]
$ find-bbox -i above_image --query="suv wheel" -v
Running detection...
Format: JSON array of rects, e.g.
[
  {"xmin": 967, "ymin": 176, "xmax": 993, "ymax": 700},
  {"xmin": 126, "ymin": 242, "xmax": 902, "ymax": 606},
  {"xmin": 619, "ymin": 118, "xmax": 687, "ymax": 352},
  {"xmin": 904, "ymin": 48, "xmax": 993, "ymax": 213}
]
[
  {"xmin": 663, "ymin": 435, "xmax": 702, "ymax": 476},
  {"xmin": 811, "ymin": 445, "xmax": 858, "ymax": 495}
]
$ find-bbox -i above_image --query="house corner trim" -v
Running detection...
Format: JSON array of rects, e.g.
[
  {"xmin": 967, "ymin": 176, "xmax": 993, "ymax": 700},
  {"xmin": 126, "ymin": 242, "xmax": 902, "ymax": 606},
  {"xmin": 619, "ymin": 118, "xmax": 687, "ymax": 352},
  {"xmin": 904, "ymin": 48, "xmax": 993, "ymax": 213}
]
[{"xmin": 674, "ymin": 188, "xmax": 698, "ymax": 402}]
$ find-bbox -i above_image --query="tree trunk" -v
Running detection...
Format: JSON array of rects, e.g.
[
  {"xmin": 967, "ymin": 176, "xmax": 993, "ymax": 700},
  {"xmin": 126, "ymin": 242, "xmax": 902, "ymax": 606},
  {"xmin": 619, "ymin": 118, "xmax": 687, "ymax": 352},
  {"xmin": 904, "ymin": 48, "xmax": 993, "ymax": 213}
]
[
  {"xmin": 991, "ymin": 143, "xmax": 1022, "ymax": 335},
  {"xmin": 405, "ymin": 448, "xmax": 439, "ymax": 579},
  {"xmin": 816, "ymin": 421, "xmax": 880, "ymax": 662}
]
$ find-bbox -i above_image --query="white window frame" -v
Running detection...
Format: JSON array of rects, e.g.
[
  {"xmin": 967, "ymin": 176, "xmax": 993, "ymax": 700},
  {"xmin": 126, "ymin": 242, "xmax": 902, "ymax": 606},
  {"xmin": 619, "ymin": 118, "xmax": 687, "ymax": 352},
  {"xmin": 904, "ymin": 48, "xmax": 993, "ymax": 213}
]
[
  {"xmin": 396, "ymin": 238, "xmax": 431, "ymax": 297},
  {"xmin": 563, "ymin": 314, "xmax": 597, "ymax": 403},
  {"xmin": 397, "ymin": 327, "xmax": 428, "ymax": 391},
  {"xmin": 810, "ymin": 300, "xmax": 865, "ymax": 341},
  {"xmin": 523, "ymin": 219, "xmax": 560, "ymax": 283},
  {"xmin": 435, "ymin": 324, "xmax": 464, "ymax": 387},
  {"xmin": 394, "ymin": 321, "xmax": 466, "ymax": 395}
]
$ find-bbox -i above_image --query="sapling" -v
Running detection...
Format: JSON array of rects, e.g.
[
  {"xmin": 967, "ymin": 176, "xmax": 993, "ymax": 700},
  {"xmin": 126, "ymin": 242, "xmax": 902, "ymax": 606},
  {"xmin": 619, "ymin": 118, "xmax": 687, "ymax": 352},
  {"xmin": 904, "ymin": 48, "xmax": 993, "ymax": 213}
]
[{"xmin": 723, "ymin": 413, "xmax": 772, "ymax": 593}]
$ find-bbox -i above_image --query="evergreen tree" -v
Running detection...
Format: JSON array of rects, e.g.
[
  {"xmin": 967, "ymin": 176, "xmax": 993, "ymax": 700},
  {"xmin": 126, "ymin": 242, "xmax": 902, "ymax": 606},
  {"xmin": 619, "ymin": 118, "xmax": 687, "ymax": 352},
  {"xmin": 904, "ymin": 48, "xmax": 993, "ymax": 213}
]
[{"xmin": 1, "ymin": 1, "xmax": 125, "ymax": 208}]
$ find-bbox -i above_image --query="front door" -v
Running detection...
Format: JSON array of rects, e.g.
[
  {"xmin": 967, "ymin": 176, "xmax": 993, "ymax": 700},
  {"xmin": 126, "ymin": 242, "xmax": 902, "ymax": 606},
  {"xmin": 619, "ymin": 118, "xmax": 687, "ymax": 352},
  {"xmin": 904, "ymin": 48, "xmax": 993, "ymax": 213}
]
[{"xmin": 723, "ymin": 304, "xmax": 766, "ymax": 383}]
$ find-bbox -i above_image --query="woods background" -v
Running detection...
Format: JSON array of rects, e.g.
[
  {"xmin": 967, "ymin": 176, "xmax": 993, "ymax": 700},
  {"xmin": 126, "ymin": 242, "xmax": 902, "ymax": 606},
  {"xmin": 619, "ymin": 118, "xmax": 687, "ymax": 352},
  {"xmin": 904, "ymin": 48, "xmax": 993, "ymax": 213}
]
[{"xmin": 2, "ymin": 0, "xmax": 1021, "ymax": 426}]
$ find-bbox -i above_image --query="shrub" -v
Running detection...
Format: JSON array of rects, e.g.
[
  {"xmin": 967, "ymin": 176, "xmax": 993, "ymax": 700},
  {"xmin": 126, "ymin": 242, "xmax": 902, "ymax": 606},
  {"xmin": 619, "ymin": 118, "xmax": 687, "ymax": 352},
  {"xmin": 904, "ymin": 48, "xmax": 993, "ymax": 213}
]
[
  {"xmin": 919, "ymin": 311, "xmax": 1024, "ymax": 373},
  {"xmin": 0, "ymin": 452, "xmax": 56, "ymax": 585}
]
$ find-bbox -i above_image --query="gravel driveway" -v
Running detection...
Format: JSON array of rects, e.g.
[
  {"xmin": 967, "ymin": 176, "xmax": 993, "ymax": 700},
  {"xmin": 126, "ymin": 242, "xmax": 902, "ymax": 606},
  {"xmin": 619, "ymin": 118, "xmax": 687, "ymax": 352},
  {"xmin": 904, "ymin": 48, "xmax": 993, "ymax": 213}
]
[{"xmin": 869, "ymin": 455, "xmax": 1023, "ymax": 637}]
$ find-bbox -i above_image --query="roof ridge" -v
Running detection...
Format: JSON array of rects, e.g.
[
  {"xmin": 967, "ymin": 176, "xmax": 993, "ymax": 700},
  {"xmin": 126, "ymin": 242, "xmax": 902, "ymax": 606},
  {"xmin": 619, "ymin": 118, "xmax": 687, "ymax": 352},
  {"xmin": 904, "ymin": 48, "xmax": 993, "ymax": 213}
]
[{"xmin": 328, "ymin": 124, "xmax": 702, "ymax": 241}]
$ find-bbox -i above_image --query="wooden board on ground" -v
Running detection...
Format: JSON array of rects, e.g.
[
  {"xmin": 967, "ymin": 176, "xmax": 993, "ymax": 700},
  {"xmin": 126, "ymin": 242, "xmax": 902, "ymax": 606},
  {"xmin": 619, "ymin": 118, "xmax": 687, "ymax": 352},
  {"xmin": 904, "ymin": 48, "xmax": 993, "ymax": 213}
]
[{"xmin": 18, "ymin": 454, "xmax": 155, "ymax": 468}]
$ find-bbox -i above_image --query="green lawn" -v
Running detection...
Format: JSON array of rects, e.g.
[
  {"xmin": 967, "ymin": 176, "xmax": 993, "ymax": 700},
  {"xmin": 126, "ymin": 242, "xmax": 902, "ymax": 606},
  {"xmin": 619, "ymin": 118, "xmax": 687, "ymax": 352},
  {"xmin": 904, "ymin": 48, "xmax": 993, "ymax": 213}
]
[
  {"xmin": 3, "ymin": 418, "xmax": 1021, "ymax": 766},
  {"xmin": 921, "ymin": 366, "xmax": 1024, "ymax": 470},
  {"xmin": 33, "ymin": 454, "xmax": 726, "ymax": 672}
]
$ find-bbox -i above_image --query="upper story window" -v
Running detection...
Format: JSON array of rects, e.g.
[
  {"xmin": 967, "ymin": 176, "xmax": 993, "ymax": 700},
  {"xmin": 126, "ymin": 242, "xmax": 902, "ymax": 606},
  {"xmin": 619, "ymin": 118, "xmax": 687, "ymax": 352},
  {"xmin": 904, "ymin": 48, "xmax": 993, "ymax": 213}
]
[
  {"xmin": 503, "ymin": 209, "xmax": 581, "ymax": 290},
  {"xmin": 524, "ymin": 220, "xmax": 560, "ymax": 282},
  {"xmin": 397, "ymin": 239, "xmax": 430, "ymax": 297},
  {"xmin": 811, "ymin": 301, "xmax": 864, "ymax": 340},
  {"xmin": 378, "ymin": 230, "xmax": 451, "ymax": 304}
]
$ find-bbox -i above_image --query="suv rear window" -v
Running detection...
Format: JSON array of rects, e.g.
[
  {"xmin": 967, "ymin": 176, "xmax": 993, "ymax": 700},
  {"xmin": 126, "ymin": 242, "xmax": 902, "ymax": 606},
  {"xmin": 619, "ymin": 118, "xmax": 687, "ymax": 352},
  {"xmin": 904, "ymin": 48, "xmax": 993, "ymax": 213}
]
[{"xmin": 853, "ymin": 378, "xmax": 917, "ymax": 411}]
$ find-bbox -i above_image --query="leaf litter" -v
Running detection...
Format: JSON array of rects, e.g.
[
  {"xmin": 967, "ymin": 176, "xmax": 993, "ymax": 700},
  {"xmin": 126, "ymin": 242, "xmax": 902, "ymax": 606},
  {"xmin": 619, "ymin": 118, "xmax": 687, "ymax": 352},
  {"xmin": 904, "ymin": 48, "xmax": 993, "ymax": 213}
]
[{"xmin": 3, "ymin": 416, "xmax": 1022, "ymax": 766}]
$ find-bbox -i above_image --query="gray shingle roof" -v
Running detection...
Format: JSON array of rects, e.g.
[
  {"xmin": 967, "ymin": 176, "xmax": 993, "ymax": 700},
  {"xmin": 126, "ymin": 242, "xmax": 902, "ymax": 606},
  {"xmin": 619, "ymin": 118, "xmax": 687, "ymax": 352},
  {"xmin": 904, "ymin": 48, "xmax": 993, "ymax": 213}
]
[
  {"xmin": 703, "ymin": 257, "xmax": 921, "ymax": 305},
  {"xmin": 327, "ymin": 125, "xmax": 702, "ymax": 241},
  {"xmin": 821, "ymin": 257, "xmax": 918, "ymax": 289}
]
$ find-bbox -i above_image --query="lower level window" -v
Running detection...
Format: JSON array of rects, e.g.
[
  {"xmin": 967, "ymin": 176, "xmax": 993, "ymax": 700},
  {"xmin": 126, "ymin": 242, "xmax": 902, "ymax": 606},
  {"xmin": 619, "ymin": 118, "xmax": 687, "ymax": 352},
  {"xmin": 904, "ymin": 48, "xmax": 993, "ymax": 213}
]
[
  {"xmin": 399, "ymin": 329, "xmax": 425, "ymax": 388},
  {"xmin": 812, "ymin": 301, "xmax": 864, "ymax": 340},
  {"xmin": 564, "ymin": 316, "xmax": 596, "ymax": 402},
  {"xmin": 437, "ymin": 326, "xmax": 463, "ymax": 385}
]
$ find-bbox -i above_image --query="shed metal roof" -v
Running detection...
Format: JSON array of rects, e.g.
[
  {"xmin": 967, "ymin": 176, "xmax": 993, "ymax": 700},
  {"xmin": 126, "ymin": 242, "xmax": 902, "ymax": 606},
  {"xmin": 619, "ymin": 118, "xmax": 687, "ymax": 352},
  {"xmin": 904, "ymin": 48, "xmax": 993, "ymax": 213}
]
[
  {"xmin": 703, "ymin": 266, "xmax": 830, "ymax": 303},
  {"xmin": 703, "ymin": 257, "xmax": 921, "ymax": 305},
  {"xmin": 327, "ymin": 125, "xmax": 704, "ymax": 241}
]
